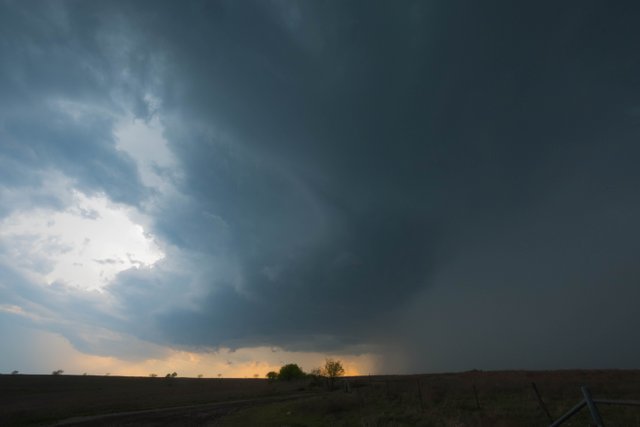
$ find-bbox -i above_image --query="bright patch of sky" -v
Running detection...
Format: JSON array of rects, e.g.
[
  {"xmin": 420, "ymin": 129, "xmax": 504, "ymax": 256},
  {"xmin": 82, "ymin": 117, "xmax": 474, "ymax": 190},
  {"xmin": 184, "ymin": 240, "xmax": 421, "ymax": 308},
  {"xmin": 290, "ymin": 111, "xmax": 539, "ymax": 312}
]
[
  {"xmin": 0, "ymin": 190, "xmax": 164, "ymax": 291},
  {"xmin": 115, "ymin": 114, "xmax": 178, "ymax": 191}
]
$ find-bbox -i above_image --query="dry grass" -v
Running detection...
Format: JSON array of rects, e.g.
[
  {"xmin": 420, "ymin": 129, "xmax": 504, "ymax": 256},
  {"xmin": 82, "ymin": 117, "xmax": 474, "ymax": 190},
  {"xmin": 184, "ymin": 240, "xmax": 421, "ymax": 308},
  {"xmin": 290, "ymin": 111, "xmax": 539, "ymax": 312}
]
[
  {"xmin": 218, "ymin": 370, "xmax": 640, "ymax": 427},
  {"xmin": 2, "ymin": 370, "xmax": 640, "ymax": 426}
]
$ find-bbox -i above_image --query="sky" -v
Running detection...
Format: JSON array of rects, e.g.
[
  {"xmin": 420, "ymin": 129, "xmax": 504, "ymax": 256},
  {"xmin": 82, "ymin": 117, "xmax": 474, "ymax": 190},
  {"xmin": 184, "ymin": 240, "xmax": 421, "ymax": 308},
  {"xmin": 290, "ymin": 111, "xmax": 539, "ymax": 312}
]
[{"xmin": 1, "ymin": 0, "xmax": 640, "ymax": 377}]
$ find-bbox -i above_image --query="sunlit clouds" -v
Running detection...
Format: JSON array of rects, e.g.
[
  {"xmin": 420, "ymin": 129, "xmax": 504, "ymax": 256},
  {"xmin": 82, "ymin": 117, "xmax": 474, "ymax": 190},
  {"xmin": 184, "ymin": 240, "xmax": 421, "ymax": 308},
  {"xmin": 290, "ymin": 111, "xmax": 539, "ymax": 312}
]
[
  {"xmin": 115, "ymin": 114, "xmax": 179, "ymax": 192},
  {"xmin": 0, "ymin": 190, "xmax": 163, "ymax": 291}
]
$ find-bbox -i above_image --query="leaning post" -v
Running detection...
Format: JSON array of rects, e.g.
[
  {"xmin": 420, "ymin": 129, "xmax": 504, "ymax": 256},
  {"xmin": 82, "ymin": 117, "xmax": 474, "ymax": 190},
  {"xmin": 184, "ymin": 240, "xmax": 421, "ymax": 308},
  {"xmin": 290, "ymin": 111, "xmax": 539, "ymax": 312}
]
[
  {"xmin": 531, "ymin": 382, "xmax": 554, "ymax": 423},
  {"xmin": 582, "ymin": 386, "xmax": 605, "ymax": 427}
]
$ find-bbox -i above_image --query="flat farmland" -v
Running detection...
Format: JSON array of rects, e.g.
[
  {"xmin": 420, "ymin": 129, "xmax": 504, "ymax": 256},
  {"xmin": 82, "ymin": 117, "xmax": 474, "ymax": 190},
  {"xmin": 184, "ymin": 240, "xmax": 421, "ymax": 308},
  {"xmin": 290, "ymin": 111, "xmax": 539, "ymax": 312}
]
[
  {"xmin": 0, "ymin": 375, "xmax": 312, "ymax": 426},
  {"xmin": 2, "ymin": 370, "xmax": 640, "ymax": 426}
]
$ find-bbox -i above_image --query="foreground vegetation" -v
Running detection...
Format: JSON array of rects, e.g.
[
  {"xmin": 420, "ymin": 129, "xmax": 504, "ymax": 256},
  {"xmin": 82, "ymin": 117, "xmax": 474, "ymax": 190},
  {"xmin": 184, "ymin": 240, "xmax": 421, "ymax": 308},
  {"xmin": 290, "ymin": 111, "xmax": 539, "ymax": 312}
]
[
  {"xmin": 221, "ymin": 370, "xmax": 640, "ymax": 426},
  {"xmin": 1, "ymin": 370, "xmax": 639, "ymax": 425},
  {"xmin": 267, "ymin": 358, "xmax": 345, "ymax": 387}
]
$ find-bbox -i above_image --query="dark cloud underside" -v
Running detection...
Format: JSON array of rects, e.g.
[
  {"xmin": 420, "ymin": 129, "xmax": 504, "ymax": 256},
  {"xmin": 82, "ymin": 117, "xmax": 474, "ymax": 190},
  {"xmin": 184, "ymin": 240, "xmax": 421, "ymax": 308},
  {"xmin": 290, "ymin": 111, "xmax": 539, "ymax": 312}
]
[{"xmin": 2, "ymin": 0, "xmax": 640, "ymax": 370}]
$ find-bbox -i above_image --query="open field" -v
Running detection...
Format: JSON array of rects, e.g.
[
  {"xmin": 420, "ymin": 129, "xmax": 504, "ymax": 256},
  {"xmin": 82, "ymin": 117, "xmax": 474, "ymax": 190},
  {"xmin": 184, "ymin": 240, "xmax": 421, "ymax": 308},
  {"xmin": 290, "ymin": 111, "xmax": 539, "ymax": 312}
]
[
  {"xmin": 2, "ymin": 370, "xmax": 640, "ymax": 426},
  {"xmin": 0, "ymin": 375, "xmax": 312, "ymax": 426},
  {"xmin": 219, "ymin": 370, "xmax": 640, "ymax": 426}
]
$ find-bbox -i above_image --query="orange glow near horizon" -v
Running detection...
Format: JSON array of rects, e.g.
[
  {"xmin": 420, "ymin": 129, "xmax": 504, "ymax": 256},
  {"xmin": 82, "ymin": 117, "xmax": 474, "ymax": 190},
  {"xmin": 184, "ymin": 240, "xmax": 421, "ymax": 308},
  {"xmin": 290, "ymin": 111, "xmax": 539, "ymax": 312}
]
[
  {"xmin": 83, "ymin": 349, "xmax": 375, "ymax": 378},
  {"xmin": 7, "ymin": 327, "xmax": 379, "ymax": 378}
]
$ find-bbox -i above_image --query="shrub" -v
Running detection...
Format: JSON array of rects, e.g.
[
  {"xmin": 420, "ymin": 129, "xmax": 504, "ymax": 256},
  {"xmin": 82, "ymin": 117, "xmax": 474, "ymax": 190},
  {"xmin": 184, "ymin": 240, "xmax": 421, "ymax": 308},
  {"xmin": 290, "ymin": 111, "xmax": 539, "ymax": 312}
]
[
  {"xmin": 266, "ymin": 371, "xmax": 278, "ymax": 381},
  {"xmin": 278, "ymin": 363, "xmax": 306, "ymax": 381}
]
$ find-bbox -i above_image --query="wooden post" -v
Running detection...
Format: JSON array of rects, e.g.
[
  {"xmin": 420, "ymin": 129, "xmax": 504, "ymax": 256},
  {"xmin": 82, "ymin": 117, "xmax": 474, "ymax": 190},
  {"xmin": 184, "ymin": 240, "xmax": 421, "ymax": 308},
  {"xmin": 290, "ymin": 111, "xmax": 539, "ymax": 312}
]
[
  {"xmin": 473, "ymin": 384, "xmax": 480, "ymax": 409},
  {"xmin": 416, "ymin": 379, "xmax": 425, "ymax": 412},
  {"xmin": 531, "ymin": 382, "xmax": 553, "ymax": 423}
]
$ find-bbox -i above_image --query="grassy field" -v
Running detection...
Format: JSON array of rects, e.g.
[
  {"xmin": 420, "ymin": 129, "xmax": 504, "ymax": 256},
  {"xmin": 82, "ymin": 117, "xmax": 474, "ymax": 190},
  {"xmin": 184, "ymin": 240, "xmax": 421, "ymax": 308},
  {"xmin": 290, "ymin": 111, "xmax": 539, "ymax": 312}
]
[
  {"xmin": 219, "ymin": 370, "xmax": 640, "ymax": 426},
  {"xmin": 1, "ymin": 370, "xmax": 640, "ymax": 426}
]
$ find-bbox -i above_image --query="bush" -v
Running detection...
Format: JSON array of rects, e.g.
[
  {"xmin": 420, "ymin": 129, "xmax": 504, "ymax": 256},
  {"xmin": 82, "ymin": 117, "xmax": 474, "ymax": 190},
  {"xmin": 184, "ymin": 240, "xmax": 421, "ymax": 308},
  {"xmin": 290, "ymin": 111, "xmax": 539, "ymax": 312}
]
[
  {"xmin": 278, "ymin": 363, "xmax": 306, "ymax": 381},
  {"xmin": 266, "ymin": 371, "xmax": 278, "ymax": 381}
]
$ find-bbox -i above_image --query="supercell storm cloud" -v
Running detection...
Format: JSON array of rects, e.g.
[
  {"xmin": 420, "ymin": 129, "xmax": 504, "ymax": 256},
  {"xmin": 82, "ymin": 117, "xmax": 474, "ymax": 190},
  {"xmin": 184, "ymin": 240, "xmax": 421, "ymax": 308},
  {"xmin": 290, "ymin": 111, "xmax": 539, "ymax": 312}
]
[{"xmin": 1, "ymin": 1, "xmax": 640, "ymax": 374}]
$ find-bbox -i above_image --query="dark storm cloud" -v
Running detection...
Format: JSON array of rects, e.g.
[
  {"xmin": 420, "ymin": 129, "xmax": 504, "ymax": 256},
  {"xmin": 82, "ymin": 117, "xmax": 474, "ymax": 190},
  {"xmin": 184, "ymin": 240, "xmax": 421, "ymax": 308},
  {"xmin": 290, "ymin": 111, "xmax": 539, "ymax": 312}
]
[
  {"xmin": 0, "ymin": 0, "xmax": 153, "ymax": 207},
  {"xmin": 100, "ymin": 0, "xmax": 449, "ymax": 351},
  {"xmin": 147, "ymin": 0, "xmax": 640, "ymax": 363},
  {"xmin": 382, "ymin": 187, "xmax": 640, "ymax": 372},
  {"xmin": 3, "ymin": 0, "xmax": 640, "ymax": 370}
]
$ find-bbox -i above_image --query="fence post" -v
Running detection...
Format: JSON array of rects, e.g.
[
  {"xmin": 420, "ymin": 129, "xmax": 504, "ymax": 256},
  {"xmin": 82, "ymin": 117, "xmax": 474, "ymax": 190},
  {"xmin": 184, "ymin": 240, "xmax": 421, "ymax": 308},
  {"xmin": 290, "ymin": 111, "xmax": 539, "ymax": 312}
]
[
  {"xmin": 582, "ymin": 386, "xmax": 605, "ymax": 427},
  {"xmin": 473, "ymin": 384, "xmax": 480, "ymax": 409},
  {"xmin": 417, "ymin": 379, "xmax": 424, "ymax": 412},
  {"xmin": 531, "ymin": 382, "xmax": 553, "ymax": 423},
  {"xmin": 549, "ymin": 400, "xmax": 586, "ymax": 427}
]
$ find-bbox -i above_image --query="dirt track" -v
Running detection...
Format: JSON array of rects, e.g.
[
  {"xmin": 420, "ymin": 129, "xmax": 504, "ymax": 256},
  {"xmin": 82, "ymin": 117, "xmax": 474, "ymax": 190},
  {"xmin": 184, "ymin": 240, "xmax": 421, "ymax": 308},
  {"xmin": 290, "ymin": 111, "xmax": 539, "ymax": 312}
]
[{"xmin": 51, "ymin": 393, "xmax": 313, "ymax": 426}]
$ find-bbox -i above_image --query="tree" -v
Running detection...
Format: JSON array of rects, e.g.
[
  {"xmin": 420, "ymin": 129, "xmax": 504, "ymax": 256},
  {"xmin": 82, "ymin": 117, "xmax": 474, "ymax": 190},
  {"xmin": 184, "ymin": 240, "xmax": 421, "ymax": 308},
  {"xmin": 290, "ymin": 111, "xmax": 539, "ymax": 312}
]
[
  {"xmin": 149, "ymin": 373, "xmax": 158, "ymax": 377},
  {"xmin": 266, "ymin": 371, "xmax": 278, "ymax": 381},
  {"xmin": 11, "ymin": 370, "xmax": 19, "ymax": 375},
  {"xmin": 323, "ymin": 359, "xmax": 345, "ymax": 390},
  {"xmin": 52, "ymin": 369, "xmax": 64, "ymax": 375},
  {"xmin": 197, "ymin": 374, "xmax": 203, "ymax": 378},
  {"xmin": 278, "ymin": 363, "xmax": 305, "ymax": 381},
  {"xmin": 323, "ymin": 358, "xmax": 345, "ymax": 378}
]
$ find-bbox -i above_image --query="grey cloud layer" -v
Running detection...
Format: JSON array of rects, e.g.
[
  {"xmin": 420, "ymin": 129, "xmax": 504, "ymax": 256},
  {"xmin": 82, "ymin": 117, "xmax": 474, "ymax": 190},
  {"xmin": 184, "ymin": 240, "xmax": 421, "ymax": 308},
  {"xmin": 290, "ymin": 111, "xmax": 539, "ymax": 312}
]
[
  {"xmin": 0, "ymin": 1, "xmax": 158, "ymax": 207},
  {"xmin": 2, "ymin": 0, "xmax": 640, "ymax": 370}
]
